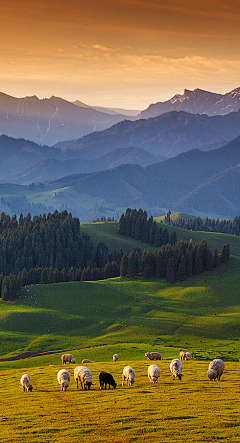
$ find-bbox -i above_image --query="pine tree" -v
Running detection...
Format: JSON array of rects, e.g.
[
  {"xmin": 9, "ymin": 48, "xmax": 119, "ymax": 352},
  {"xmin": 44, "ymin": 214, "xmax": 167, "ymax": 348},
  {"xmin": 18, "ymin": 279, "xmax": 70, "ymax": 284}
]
[{"xmin": 120, "ymin": 253, "xmax": 128, "ymax": 277}]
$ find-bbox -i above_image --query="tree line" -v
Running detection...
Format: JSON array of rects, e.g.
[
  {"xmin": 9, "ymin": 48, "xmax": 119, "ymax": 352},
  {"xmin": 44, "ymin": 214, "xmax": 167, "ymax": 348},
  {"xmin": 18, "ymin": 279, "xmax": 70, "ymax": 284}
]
[
  {"xmin": 0, "ymin": 210, "xmax": 122, "ymax": 300},
  {"xmin": 120, "ymin": 240, "xmax": 230, "ymax": 282},
  {"xmin": 164, "ymin": 211, "xmax": 240, "ymax": 236},
  {"xmin": 118, "ymin": 208, "xmax": 177, "ymax": 246}
]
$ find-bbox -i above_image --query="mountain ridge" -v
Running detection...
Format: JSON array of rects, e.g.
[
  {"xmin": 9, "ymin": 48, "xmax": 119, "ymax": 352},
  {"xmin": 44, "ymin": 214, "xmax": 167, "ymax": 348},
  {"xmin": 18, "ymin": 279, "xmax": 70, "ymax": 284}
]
[{"xmin": 138, "ymin": 87, "xmax": 240, "ymax": 119}]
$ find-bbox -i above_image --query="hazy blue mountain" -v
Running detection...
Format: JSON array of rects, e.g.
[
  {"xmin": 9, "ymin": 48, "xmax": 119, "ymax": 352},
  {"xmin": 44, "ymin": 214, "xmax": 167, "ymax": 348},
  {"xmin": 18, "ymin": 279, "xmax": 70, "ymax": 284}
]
[
  {"xmin": 138, "ymin": 87, "xmax": 240, "ymax": 119},
  {"xmin": 6, "ymin": 147, "xmax": 163, "ymax": 184},
  {"xmin": 0, "ymin": 135, "xmax": 62, "ymax": 177},
  {"xmin": 54, "ymin": 110, "xmax": 240, "ymax": 159},
  {"xmin": 73, "ymin": 100, "xmax": 140, "ymax": 116},
  {"xmin": 48, "ymin": 135, "xmax": 240, "ymax": 218},
  {"xmin": 0, "ymin": 92, "xmax": 134, "ymax": 146}
]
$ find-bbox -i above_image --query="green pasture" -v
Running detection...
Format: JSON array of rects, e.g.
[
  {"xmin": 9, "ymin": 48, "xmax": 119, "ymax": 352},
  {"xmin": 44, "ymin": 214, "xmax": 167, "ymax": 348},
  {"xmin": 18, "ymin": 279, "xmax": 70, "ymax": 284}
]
[
  {"xmin": 80, "ymin": 220, "xmax": 240, "ymax": 257},
  {"xmin": 80, "ymin": 221, "xmax": 156, "ymax": 252},
  {"xmin": 0, "ymin": 360, "xmax": 240, "ymax": 442},
  {"xmin": 0, "ymin": 258, "xmax": 240, "ymax": 362}
]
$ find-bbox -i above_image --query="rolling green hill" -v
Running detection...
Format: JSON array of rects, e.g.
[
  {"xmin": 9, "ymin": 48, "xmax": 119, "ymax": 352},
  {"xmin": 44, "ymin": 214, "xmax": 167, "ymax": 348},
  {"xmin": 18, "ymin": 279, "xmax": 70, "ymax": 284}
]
[
  {"xmin": 0, "ymin": 256, "xmax": 240, "ymax": 363},
  {"xmin": 81, "ymin": 220, "xmax": 240, "ymax": 258}
]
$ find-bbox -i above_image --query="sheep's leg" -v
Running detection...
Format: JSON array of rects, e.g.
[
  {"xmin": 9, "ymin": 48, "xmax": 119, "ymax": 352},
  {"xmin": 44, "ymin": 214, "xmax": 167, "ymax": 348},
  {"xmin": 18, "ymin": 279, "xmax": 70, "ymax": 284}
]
[
  {"xmin": 22, "ymin": 386, "xmax": 25, "ymax": 392},
  {"xmin": 76, "ymin": 379, "xmax": 78, "ymax": 389}
]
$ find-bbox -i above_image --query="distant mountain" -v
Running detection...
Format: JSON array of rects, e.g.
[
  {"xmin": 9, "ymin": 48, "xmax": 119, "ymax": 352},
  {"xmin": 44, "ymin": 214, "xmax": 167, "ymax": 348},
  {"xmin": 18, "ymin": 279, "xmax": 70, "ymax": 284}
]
[
  {"xmin": 55, "ymin": 110, "xmax": 240, "ymax": 159},
  {"xmin": 176, "ymin": 163, "xmax": 240, "ymax": 218},
  {"xmin": 0, "ymin": 135, "xmax": 62, "ymax": 178},
  {"xmin": 138, "ymin": 87, "xmax": 240, "ymax": 119},
  {"xmin": 73, "ymin": 100, "xmax": 140, "ymax": 116},
  {"xmin": 7, "ymin": 147, "xmax": 163, "ymax": 184},
  {"xmin": 49, "ymin": 135, "xmax": 240, "ymax": 219},
  {"xmin": 0, "ymin": 92, "xmax": 134, "ymax": 146}
]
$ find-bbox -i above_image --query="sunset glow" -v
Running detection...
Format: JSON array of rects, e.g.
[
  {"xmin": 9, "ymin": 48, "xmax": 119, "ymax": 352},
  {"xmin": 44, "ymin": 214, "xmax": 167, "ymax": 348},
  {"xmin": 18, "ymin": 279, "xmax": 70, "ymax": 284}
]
[{"xmin": 1, "ymin": 0, "xmax": 240, "ymax": 108}]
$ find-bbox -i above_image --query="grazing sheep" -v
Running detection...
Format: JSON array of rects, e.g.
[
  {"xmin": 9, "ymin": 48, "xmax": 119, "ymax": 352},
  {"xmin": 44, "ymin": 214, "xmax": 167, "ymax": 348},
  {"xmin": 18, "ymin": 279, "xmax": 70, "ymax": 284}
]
[
  {"xmin": 207, "ymin": 359, "xmax": 225, "ymax": 381},
  {"xmin": 20, "ymin": 374, "xmax": 33, "ymax": 392},
  {"xmin": 57, "ymin": 369, "xmax": 70, "ymax": 391},
  {"xmin": 180, "ymin": 351, "xmax": 186, "ymax": 360},
  {"xmin": 148, "ymin": 364, "xmax": 161, "ymax": 384},
  {"xmin": 99, "ymin": 371, "xmax": 117, "ymax": 389},
  {"xmin": 122, "ymin": 366, "xmax": 135, "ymax": 386},
  {"xmin": 185, "ymin": 352, "xmax": 191, "ymax": 361},
  {"xmin": 82, "ymin": 359, "xmax": 95, "ymax": 364},
  {"xmin": 170, "ymin": 358, "xmax": 183, "ymax": 380},
  {"xmin": 61, "ymin": 353, "xmax": 76, "ymax": 365},
  {"xmin": 145, "ymin": 352, "xmax": 161, "ymax": 361},
  {"xmin": 113, "ymin": 353, "xmax": 118, "ymax": 362},
  {"xmin": 74, "ymin": 366, "xmax": 92, "ymax": 390}
]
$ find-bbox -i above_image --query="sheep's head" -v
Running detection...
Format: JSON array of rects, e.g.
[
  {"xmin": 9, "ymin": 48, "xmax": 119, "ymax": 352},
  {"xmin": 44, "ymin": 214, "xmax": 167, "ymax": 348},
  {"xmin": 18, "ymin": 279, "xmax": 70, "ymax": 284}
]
[
  {"xmin": 87, "ymin": 381, "xmax": 92, "ymax": 390},
  {"xmin": 207, "ymin": 369, "xmax": 217, "ymax": 380},
  {"xmin": 71, "ymin": 358, "xmax": 76, "ymax": 364},
  {"xmin": 177, "ymin": 373, "xmax": 182, "ymax": 380},
  {"xmin": 28, "ymin": 384, "xmax": 33, "ymax": 392},
  {"xmin": 145, "ymin": 352, "xmax": 150, "ymax": 358}
]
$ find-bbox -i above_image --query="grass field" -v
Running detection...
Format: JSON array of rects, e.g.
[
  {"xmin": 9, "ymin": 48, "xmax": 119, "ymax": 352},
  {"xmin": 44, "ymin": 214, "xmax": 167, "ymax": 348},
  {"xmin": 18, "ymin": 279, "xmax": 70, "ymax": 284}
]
[
  {"xmin": 0, "ymin": 257, "xmax": 240, "ymax": 362},
  {"xmin": 1, "ymin": 220, "xmax": 240, "ymax": 441},
  {"xmin": 81, "ymin": 220, "xmax": 240, "ymax": 258},
  {"xmin": 1, "ymin": 360, "xmax": 240, "ymax": 442}
]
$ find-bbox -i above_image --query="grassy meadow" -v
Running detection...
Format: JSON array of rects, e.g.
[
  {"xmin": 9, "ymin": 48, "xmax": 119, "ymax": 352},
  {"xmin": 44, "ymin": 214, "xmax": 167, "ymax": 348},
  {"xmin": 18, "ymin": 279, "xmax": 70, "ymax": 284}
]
[
  {"xmin": 81, "ymin": 220, "xmax": 240, "ymax": 258},
  {"xmin": 1, "ymin": 360, "xmax": 240, "ymax": 442},
  {"xmin": 1, "ymin": 219, "xmax": 240, "ymax": 441}
]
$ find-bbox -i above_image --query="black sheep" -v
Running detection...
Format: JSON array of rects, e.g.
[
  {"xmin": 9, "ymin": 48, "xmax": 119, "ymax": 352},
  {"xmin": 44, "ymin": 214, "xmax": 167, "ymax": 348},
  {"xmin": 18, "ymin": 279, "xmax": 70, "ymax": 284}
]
[{"xmin": 99, "ymin": 371, "xmax": 117, "ymax": 389}]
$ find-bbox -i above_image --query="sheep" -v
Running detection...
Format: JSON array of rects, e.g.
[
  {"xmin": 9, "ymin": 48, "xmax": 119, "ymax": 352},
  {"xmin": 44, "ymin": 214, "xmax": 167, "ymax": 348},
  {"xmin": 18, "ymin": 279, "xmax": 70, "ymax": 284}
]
[
  {"xmin": 99, "ymin": 371, "xmax": 117, "ymax": 389},
  {"xmin": 148, "ymin": 364, "xmax": 161, "ymax": 384},
  {"xmin": 82, "ymin": 359, "xmax": 95, "ymax": 364},
  {"xmin": 170, "ymin": 358, "xmax": 183, "ymax": 380},
  {"xmin": 180, "ymin": 351, "xmax": 186, "ymax": 360},
  {"xmin": 57, "ymin": 369, "xmax": 70, "ymax": 391},
  {"xmin": 20, "ymin": 374, "xmax": 33, "ymax": 392},
  {"xmin": 207, "ymin": 359, "xmax": 225, "ymax": 381},
  {"xmin": 113, "ymin": 353, "xmax": 118, "ymax": 362},
  {"xmin": 145, "ymin": 352, "xmax": 161, "ymax": 361},
  {"xmin": 122, "ymin": 366, "xmax": 135, "ymax": 386},
  {"xmin": 74, "ymin": 366, "xmax": 92, "ymax": 390},
  {"xmin": 61, "ymin": 353, "xmax": 76, "ymax": 365},
  {"xmin": 185, "ymin": 352, "xmax": 191, "ymax": 361}
]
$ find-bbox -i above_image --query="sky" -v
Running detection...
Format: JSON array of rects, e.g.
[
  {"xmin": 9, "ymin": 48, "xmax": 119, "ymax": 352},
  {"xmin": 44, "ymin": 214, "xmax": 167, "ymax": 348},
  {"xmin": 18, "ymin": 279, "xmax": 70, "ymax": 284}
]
[{"xmin": 1, "ymin": 0, "xmax": 240, "ymax": 109}]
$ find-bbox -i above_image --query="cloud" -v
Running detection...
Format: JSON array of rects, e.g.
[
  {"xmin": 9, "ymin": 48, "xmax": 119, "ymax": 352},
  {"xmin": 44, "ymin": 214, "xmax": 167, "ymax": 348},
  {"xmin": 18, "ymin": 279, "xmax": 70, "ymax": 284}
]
[{"xmin": 92, "ymin": 44, "xmax": 112, "ymax": 52}]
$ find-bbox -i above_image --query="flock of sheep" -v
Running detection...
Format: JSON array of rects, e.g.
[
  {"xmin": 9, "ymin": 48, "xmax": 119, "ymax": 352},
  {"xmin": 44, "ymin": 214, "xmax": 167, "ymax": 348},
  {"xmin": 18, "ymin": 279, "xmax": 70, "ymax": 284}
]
[{"xmin": 20, "ymin": 351, "xmax": 225, "ymax": 392}]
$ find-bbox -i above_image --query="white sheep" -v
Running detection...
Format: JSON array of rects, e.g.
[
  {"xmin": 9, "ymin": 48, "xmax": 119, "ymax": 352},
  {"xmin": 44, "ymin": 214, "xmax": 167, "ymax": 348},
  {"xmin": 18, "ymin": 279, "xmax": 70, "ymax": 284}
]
[
  {"xmin": 145, "ymin": 352, "xmax": 161, "ymax": 361},
  {"xmin": 170, "ymin": 358, "xmax": 183, "ymax": 380},
  {"xmin": 74, "ymin": 366, "xmax": 92, "ymax": 390},
  {"xmin": 61, "ymin": 353, "xmax": 76, "ymax": 365},
  {"xmin": 113, "ymin": 353, "xmax": 118, "ymax": 362},
  {"xmin": 82, "ymin": 359, "xmax": 95, "ymax": 364},
  {"xmin": 20, "ymin": 374, "xmax": 33, "ymax": 392},
  {"xmin": 57, "ymin": 369, "xmax": 70, "ymax": 391},
  {"xmin": 179, "ymin": 351, "xmax": 186, "ymax": 360},
  {"xmin": 207, "ymin": 359, "xmax": 225, "ymax": 381},
  {"xmin": 148, "ymin": 364, "xmax": 161, "ymax": 384},
  {"xmin": 122, "ymin": 366, "xmax": 135, "ymax": 386},
  {"xmin": 185, "ymin": 352, "xmax": 191, "ymax": 361}
]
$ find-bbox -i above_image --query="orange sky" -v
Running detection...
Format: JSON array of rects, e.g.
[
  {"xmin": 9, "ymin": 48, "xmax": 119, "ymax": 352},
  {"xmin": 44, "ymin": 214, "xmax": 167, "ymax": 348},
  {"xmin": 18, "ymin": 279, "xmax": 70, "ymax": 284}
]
[{"xmin": 1, "ymin": 0, "xmax": 240, "ymax": 109}]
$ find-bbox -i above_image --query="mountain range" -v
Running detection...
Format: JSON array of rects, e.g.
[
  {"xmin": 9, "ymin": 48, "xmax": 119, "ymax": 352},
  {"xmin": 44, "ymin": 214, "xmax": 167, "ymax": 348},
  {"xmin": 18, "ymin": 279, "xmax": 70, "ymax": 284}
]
[
  {"xmin": 138, "ymin": 87, "xmax": 240, "ymax": 119},
  {"xmin": 47, "ymin": 135, "xmax": 240, "ymax": 219},
  {"xmin": 55, "ymin": 109, "xmax": 240, "ymax": 159},
  {"xmin": 0, "ymin": 92, "xmax": 135, "ymax": 146},
  {"xmin": 1, "ymin": 87, "xmax": 240, "ymax": 220}
]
